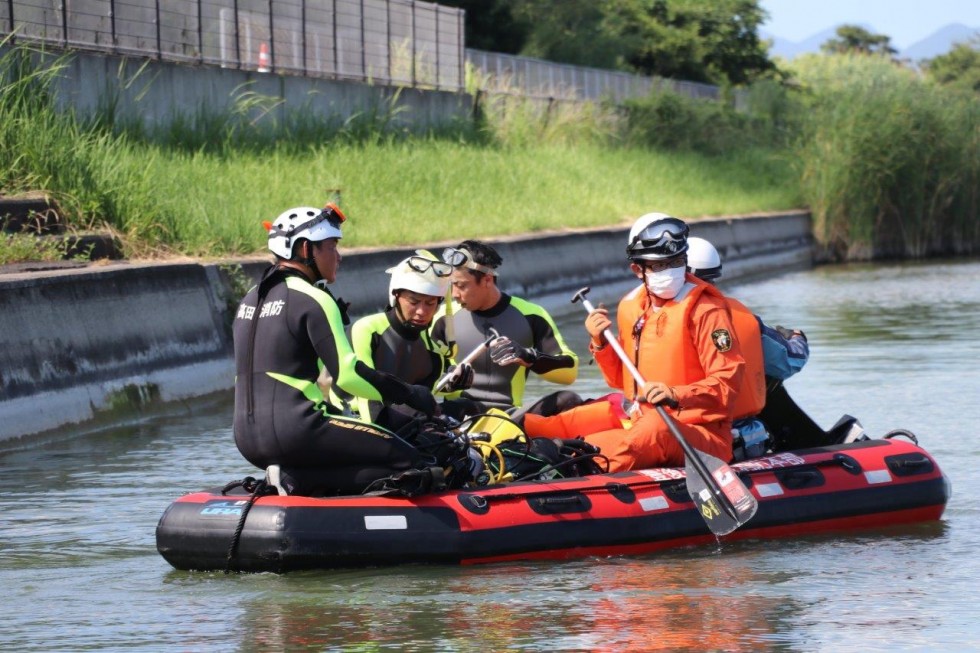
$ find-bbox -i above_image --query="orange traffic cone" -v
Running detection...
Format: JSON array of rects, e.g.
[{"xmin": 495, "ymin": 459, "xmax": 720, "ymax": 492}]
[{"xmin": 257, "ymin": 42, "xmax": 271, "ymax": 73}]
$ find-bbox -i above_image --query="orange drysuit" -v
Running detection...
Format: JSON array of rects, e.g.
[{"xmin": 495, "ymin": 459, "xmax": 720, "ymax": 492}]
[{"xmin": 525, "ymin": 276, "xmax": 744, "ymax": 471}]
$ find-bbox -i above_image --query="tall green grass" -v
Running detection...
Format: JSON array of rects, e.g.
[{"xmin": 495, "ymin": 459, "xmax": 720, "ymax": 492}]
[
  {"xmin": 790, "ymin": 53, "xmax": 980, "ymax": 259},
  {"xmin": 0, "ymin": 42, "xmax": 800, "ymax": 260},
  {"xmin": 144, "ymin": 142, "xmax": 799, "ymax": 256}
]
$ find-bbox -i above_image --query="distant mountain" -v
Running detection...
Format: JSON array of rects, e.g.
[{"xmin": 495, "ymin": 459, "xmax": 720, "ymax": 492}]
[
  {"xmin": 762, "ymin": 23, "xmax": 979, "ymax": 62},
  {"xmin": 901, "ymin": 23, "xmax": 979, "ymax": 62},
  {"xmin": 762, "ymin": 27, "xmax": 841, "ymax": 60}
]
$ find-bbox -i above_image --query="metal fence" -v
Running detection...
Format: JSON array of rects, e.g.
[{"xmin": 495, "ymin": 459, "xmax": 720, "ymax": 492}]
[
  {"xmin": 465, "ymin": 49, "xmax": 721, "ymax": 103},
  {"xmin": 1, "ymin": 0, "xmax": 465, "ymax": 90}
]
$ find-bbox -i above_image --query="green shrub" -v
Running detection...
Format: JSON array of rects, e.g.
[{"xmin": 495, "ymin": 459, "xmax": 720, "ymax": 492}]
[
  {"xmin": 621, "ymin": 87, "xmax": 782, "ymax": 155},
  {"xmin": 791, "ymin": 53, "xmax": 980, "ymax": 258}
]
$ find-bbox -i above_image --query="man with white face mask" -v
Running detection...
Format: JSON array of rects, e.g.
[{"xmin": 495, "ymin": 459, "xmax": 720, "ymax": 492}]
[{"xmin": 525, "ymin": 213, "xmax": 746, "ymax": 471}]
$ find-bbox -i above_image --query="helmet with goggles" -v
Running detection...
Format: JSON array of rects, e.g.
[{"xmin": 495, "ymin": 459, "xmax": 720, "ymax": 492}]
[
  {"xmin": 441, "ymin": 246, "xmax": 497, "ymax": 276},
  {"xmin": 386, "ymin": 252, "xmax": 452, "ymax": 306},
  {"xmin": 626, "ymin": 213, "xmax": 689, "ymax": 261},
  {"xmin": 265, "ymin": 203, "xmax": 346, "ymax": 260},
  {"xmin": 686, "ymin": 237, "xmax": 722, "ymax": 282}
]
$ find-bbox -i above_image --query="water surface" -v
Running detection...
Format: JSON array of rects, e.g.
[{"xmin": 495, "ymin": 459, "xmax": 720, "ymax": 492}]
[{"xmin": 1, "ymin": 260, "xmax": 977, "ymax": 651}]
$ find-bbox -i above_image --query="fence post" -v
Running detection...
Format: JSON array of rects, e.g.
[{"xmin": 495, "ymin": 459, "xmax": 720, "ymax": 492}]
[
  {"xmin": 385, "ymin": 0, "xmax": 390, "ymax": 83},
  {"xmin": 61, "ymin": 0, "xmax": 67, "ymax": 47},
  {"xmin": 301, "ymin": 0, "xmax": 307, "ymax": 75},
  {"xmin": 268, "ymin": 0, "xmax": 274, "ymax": 73},
  {"xmin": 434, "ymin": 6, "xmax": 441, "ymax": 89},
  {"xmin": 359, "ymin": 0, "xmax": 365, "ymax": 78},
  {"xmin": 331, "ymin": 0, "xmax": 337, "ymax": 76},
  {"xmin": 197, "ymin": 0, "xmax": 202, "ymax": 63},
  {"xmin": 109, "ymin": 0, "xmax": 116, "ymax": 53},
  {"xmin": 410, "ymin": 0, "xmax": 416, "ymax": 87},
  {"xmin": 457, "ymin": 9, "xmax": 463, "ymax": 92},
  {"xmin": 233, "ymin": 0, "xmax": 241, "ymax": 69},
  {"xmin": 155, "ymin": 0, "xmax": 161, "ymax": 59}
]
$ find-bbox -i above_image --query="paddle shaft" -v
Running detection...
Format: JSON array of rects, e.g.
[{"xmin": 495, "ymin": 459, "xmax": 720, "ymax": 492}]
[
  {"xmin": 433, "ymin": 328, "xmax": 499, "ymax": 392},
  {"xmin": 577, "ymin": 295, "xmax": 744, "ymax": 524}
]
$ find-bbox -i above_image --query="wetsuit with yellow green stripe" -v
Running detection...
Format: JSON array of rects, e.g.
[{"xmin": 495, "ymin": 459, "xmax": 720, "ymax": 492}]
[
  {"xmin": 233, "ymin": 267, "xmax": 421, "ymax": 477},
  {"xmin": 350, "ymin": 307, "xmax": 452, "ymax": 422},
  {"xmin": 430, "ymin": 293, "xmax": 578, "ymax": 410}
]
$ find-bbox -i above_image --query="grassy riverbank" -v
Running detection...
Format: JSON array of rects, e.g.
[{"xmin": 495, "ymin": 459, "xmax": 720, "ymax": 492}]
[{"xmin": 2, "ymin": 43, "xmax": 977, "ymax": 263}]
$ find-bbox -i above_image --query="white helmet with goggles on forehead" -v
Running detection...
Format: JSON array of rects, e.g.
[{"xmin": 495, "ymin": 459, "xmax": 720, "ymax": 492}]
[
  {"xmin": 265, "ymin": 203, "xmax": 346, "ymax": 259},
  {"xmin": 386, "ymin": 251, "xmax": 453, "ymax": 307},
  {"xmin": 626, "ymin": 212, "xmax": 689, "ymax": 261}
]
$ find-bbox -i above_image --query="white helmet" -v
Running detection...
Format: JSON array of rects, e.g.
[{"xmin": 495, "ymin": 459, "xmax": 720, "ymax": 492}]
[
  {"xmin": 687, "ymin": 237, "xmax": 723, "ymax": 281},
  {"xmin": 386, "ymin": 251, "xmax": 453, "ymax": 306},
  {"xmin": 626, "ymin": 212, "xmax": 689, "ymax": 261},
  {"xmin": 265, "ymin": 204, "xmax": 345, "ymax": 259}
]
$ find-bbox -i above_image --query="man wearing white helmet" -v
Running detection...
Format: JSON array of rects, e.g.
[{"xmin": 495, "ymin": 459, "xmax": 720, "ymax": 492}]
[
  {"xmin": 351, "ymin": 251, "xmax": 474, "ymax": 424},
  {"xmin": 525, "ymin": 213, "xmax": 746, "ymax": 471},
  {"xmin": 233, "ymin": 204, "xmax": 438, "ymax": 496},
  {"xmin": 687, "ymin": 236, "xmax": 821, "ymax": 451},
  {"xmin": 687, "ymin": 236, "xmax": 809, "ymax": 383}
]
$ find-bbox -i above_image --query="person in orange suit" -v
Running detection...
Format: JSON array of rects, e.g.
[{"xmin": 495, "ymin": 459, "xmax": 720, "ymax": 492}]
[{"xmin": 524, "ymin": 213, "xmax": 745, "ymax": 471}]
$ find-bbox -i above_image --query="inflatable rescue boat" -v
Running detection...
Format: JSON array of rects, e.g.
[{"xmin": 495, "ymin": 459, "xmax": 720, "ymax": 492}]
[{"xmin": 156, "ymin": 433, "xmax": 949, "ymax": 573}]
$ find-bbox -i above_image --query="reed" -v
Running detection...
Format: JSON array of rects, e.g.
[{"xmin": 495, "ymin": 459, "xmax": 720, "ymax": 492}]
[{"xmin": 790, "ymin": 53, "xmax": 980, "ymax": 259}]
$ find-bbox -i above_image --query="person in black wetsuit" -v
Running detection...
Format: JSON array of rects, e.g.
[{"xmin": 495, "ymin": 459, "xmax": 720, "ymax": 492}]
[
  {"xmin": 232, "ymin": 204, "xmax": 438, "ymax": 496},
  {"xmin": 350, "ymin": 252, "xmax": 473, "ymax": 424}
]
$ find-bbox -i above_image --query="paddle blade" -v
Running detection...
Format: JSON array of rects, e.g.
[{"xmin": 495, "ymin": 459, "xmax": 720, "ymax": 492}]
[{"xmin": 685, "ymin": 451, "xmax": 758, "ymax": 536}]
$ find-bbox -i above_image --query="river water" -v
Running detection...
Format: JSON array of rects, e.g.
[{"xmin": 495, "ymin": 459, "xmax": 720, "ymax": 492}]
[{"xmin": 2, "ymin": 259, "xmax": 978, "ymax": 651}]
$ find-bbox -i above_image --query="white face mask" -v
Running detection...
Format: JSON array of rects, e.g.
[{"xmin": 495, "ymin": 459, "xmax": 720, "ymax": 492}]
[{"xmin": 644, "ymin": 266, "xmax": 686, "ymax": 299}]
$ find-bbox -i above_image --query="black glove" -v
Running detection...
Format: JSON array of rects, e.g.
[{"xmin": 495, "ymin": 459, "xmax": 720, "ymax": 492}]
[
  {"xmin": 443, "ymin": 363, "xmax": 474, "ymax": 392},
  {"xmin": 774, "ymin": 325, "xmax": 806, "ymax": 342},
  {"xmin": 489, "ymin": 336, "xmax": 538, "ymax": 368},
  {"xmin": 403, "ymin": 384, "xmax": 437, "ymax": 417}
]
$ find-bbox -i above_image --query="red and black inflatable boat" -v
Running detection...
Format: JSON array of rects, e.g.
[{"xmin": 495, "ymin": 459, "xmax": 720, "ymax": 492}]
[{"xmin": 156, "ymin": 435, "xmax": 949, "ymax": 573}]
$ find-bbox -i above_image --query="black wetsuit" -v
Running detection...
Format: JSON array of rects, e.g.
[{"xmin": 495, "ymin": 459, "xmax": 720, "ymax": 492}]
[
  {"xmin": 232, "ymin": 266, "xmax": 424, "ymax": 493},
  {"xmin": 350, "ymin": 307, "xmax": 451, "ymax": 422}
]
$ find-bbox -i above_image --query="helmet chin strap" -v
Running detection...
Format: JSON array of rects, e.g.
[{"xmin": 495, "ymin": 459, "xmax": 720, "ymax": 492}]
[
  {"xmin": 295, "ymin": 240, "xmax": 322, "ymax": 283},
  {"xmin": 275, "ymin": 240, "xmax": 323, "ymax": 284},
  {"xmin": 391, "ymin": 295, "xmax": 426, "ymax": 333}
]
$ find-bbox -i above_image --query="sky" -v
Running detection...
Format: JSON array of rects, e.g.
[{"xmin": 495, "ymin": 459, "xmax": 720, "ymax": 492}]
[{"xmin": 759, "ymin": 0, "xmax": 980, "ymax": 49}]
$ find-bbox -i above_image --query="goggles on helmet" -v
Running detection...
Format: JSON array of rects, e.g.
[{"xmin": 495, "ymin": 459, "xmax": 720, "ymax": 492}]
[
  {"xmin": 627, "ymin": 217, "xmax": 689, "ymax": 260},
  {"xmin": 273, "ymin": 203, "xmax": 345, "ymax": 239},
  {"xmin": 442, "ymin": 247, "xmax": 497, "ymax": 276},
  {"xmin": 407, "ymin": 256, "xmax": 453, "ymax": 278}
]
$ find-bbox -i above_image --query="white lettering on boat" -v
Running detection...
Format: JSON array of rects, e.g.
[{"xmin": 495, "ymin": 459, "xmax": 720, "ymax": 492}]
[
  {"xmin": 637, "ymin": 468, "xmax": 686, "ymax": 482},
  {"xmin": 199, "ymin": 500, "xmax": 248, "ymax": 516},
  {"xmin": 734, "ymin": 452, "xmax": 807, "ymax": 472}
]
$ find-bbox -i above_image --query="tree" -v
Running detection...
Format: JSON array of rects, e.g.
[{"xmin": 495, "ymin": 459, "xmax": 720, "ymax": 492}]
[
  {"xmin": 504, "ymin": 0, "xmax": 625, "ymax": 69},
  {"xmin": 925, "ymin": 37, "xmax": 980, "ymax": 93},
  {"xmin": 443, "ymin": 0, "xmax": 780, "ymax": 86},
  {"xmin": 605, "ymin": 0, "xmax": 779, "ymax": 86},
  {"xmin": 436, "ymin": 0, "xmax": 529, "ymax": 54},
  {"xmin": 821, "ymin": 25, "xmax": 897, "ymax": 56}
]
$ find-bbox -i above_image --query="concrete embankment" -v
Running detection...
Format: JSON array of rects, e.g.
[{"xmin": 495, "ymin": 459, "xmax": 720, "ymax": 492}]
[{"xmin": 0, "ymin": 210, "xmax": 812, "ymax": 445}]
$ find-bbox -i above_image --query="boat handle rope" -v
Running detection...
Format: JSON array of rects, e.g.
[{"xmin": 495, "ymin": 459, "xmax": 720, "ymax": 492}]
[{"xmin": 221, "ymin": 476, "xmax": 274, "ymax": 574}]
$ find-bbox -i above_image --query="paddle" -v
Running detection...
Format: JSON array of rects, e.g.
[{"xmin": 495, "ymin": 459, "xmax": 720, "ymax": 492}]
[
  {"xmin": 571, "ymin": 286, "xmax": 757, "ymax": 536},
  {"xmin": 433, "ymin": 327, "xmax": 500, "ymax": 393}
]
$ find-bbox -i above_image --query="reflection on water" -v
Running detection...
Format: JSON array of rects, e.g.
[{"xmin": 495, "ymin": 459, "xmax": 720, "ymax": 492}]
[{"xmin": 1, "ymin": 260, "xmax": 979, "ymax": 651}]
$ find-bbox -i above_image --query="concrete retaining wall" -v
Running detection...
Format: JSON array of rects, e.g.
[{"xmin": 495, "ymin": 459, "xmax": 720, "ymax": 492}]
[
  {"xmin": 3, "ymin": 46, "xmax": 471, "ymax": 132},
  {"xmin": 0, "ymin": 211, "xmax": 812, "ymax": 444}
]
